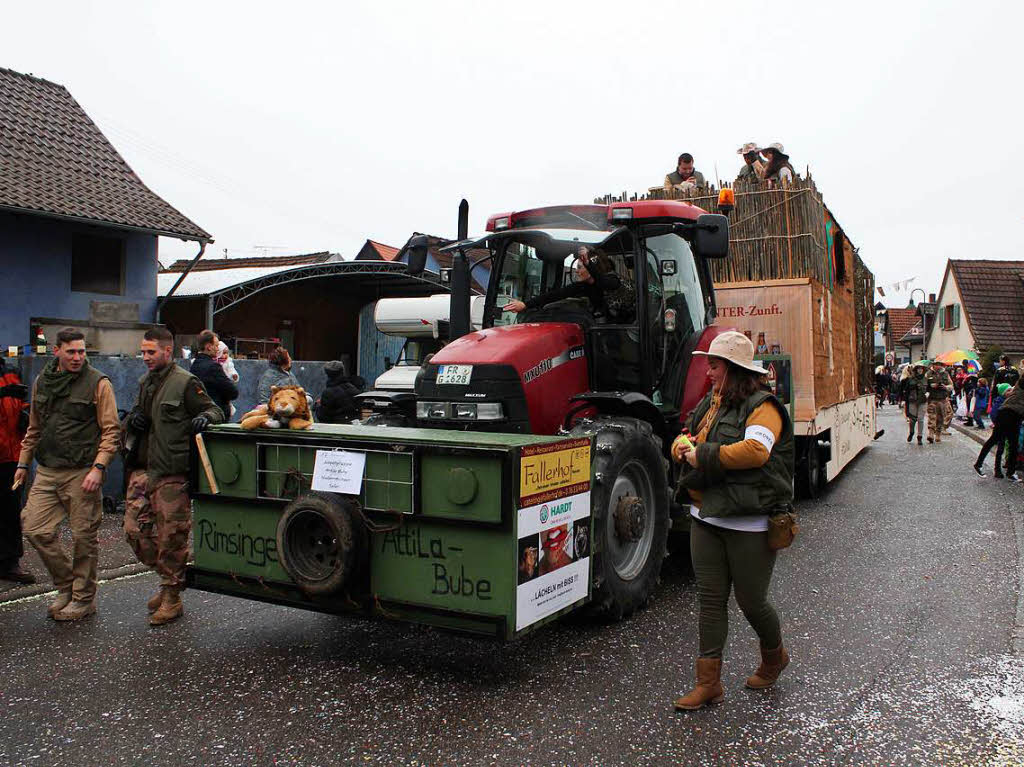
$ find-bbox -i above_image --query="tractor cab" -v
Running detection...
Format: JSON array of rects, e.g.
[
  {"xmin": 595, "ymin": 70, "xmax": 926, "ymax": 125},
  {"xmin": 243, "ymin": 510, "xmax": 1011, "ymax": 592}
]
[{"xmin": 404, "ymin": 200, "xmax": 728, "ymax": 435}]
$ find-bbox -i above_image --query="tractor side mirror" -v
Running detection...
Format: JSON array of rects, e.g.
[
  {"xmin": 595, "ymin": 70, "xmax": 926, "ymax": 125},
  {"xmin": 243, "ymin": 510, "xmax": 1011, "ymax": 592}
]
[
  {"xmin": 405, "ymin": 235, "xmax": 430, "ymax": 275},
  {"xmin": 659, "ymin": 259, "xmax": 677, "ymax": 276},
  {"xmin": 439, "ymin": 268, "xmax": 452, "ymax": 284},
  {"xmin": 690, "ymin": 214, "xmax": 729, "ymax": 259}
]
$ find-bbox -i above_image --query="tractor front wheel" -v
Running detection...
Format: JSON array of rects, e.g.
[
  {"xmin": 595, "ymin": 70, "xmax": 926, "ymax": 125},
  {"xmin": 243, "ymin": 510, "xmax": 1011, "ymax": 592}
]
[{"xmin": 573, "ymin": 418, "xmax": 669, "ymax": 620}]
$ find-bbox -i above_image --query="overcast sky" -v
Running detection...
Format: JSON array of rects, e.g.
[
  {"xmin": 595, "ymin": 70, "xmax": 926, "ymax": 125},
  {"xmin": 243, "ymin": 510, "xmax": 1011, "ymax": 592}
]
[{"xmin": 4, "ymin": 1, "xmax": 1021, "ymax": 306}]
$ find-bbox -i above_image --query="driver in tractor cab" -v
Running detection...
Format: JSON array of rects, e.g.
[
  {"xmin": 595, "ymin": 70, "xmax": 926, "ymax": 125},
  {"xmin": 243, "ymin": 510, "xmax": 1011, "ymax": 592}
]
[{"xmin": 501, "ymin": 246, "xmax": 634, "ymax": 323}]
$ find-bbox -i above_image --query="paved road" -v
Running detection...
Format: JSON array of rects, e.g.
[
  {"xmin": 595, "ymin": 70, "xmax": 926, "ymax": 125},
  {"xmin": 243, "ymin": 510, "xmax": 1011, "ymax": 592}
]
[{"xmin": 2, "ymin": 407, "xmax": 1022, "ymax": 766}]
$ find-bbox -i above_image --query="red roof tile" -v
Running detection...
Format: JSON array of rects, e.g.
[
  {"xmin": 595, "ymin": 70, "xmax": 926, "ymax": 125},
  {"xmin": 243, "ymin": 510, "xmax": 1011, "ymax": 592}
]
[
  {"xmin": 886, "ymin": 307, "xmax": 919, "ymax": 343},
  {"xmin": 950, "ymin": 259, "xmax": 1024, "ymax": 353},
  {"xmin": 161, "ymin": 252, "xmax": 333, "ymax": 272},
  {"xmin": 0, "ymin": 67, "xmax": 210, "ymax": 241},
  {"xmin": 368, "ymin": 240, "xmax": 401, "ymax": 261}
]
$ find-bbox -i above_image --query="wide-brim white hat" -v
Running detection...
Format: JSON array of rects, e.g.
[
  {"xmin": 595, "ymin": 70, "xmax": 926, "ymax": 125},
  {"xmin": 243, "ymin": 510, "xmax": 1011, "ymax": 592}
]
[{"xmin": 692, "ymin": 331, "xmax": 769, "ymax": 375}]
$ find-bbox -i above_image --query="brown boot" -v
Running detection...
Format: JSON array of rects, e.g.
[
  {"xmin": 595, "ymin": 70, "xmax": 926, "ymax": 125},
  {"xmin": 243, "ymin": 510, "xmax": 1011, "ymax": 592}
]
[
  {"xmin": 147, "ymin": 588, "xmax": 165, "ymax": 613},
  {"xmin": 746, "ymin": 644, "xmax": 790, "ymax": 689},
  {"xmin": 673, "ymin": 658, "xmax": 724, "ymax": 710},
  {"xmin": 47, "ymin": 591, "xmax": 73, "ymax": 619},
  {"xmin": 149, "ymin": 588, "xmax": 183, "ymax": 626},
  {"xmin": 54, "ymin": 600, "xmax": 97, "ymax": 621}
]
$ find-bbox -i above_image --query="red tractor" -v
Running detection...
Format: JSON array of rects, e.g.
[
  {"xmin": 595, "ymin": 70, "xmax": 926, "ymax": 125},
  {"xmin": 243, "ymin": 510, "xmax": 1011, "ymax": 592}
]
[{"xmin": 387, "ymin": 197, "xmax": 730, "ymax": 616}]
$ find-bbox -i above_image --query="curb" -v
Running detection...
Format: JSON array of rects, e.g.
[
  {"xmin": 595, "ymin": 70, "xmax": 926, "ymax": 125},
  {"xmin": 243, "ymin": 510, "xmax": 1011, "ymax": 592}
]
[
  {"xmin": 0, "ymin": 562, "xmax": 150, "ymax": 605},
  {"xmin": 950, "ymin": 420, "xmax": 988, "ymax": 446}
]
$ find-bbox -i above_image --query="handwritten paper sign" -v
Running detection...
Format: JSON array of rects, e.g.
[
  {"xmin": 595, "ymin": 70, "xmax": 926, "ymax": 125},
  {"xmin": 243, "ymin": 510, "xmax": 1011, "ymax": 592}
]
[{"xmin": 311, "ymin": 450, "xmax": 367, "ymax": 495}]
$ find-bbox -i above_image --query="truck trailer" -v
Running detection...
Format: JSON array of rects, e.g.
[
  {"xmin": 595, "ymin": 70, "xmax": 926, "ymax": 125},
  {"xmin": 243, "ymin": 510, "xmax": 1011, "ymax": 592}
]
[{"xmin": 631, "ymin": 174, "xmax": 879, "ymax": 496}]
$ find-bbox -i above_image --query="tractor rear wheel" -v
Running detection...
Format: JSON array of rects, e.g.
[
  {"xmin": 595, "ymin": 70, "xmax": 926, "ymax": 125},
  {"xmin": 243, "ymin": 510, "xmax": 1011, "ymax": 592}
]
[{"xmin": 572, "ymin": 417, "xmax": 669, "ymax": 620}]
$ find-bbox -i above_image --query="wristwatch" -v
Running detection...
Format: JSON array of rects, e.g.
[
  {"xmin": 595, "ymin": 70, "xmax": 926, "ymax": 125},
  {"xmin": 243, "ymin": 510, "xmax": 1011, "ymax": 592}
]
[{"xmin": 93, "ymin": 463, "xmax": 106, "ymax": 473}]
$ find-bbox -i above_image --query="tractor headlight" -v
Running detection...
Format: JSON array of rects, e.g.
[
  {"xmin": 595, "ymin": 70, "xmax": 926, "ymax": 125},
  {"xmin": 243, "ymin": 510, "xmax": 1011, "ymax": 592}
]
[
  {"xmin": 453, "ymin": 403, "xmax": 477, "ymax": 420},
  {"xmin": 415, "ymin": 401, "xmax": 504, "ymax": 421},
  {"xmin": 476, "ymin": 403, "xmax": 504, "ymax": 420},
  {"xmin": 416, "ymin": 401, "xmax": 449, "ymax": 420}
]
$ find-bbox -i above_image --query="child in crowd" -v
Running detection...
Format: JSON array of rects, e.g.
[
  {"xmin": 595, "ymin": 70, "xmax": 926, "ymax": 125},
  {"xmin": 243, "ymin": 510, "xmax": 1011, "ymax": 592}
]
[
  {"xmin": 216, "ymin": 340, "xmax": 240, "ymax": 418},
  {"xmin": 990, "ymin": 382, "xmax": 1011, "ymax": 426},
  {"xmin": 973, "ymin": 378, "xmax": 990, "ymax": 429}
]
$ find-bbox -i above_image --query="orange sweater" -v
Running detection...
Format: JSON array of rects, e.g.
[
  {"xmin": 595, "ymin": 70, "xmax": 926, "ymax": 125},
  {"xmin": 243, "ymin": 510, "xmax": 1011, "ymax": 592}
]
[{"xmin": 687, "ymin": 401, "xmax": 783, "ymax": 507}]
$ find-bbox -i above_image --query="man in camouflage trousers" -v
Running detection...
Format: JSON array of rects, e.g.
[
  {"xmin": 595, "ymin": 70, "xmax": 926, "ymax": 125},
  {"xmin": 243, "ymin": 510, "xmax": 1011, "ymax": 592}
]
[
  {"xmin": 925, "ymin": 360, "xmax": 953, "ymax": 443},
  {"xmin": 122, "ymin": 327, "xmax": 222, "ymax": 625}
]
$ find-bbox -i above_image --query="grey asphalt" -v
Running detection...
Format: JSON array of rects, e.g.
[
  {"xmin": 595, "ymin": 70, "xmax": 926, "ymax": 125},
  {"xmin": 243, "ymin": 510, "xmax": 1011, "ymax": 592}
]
[{"xmin": 2, "ymin": 406, "xmax": 1022, "ymax": 767}]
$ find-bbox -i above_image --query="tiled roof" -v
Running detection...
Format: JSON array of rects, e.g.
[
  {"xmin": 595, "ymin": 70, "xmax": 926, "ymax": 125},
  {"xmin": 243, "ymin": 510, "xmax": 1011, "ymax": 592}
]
[
  {"xmin": 886, "ymin": 307, "xmax": 919, "ymax": 343},
  {"xmin": 0, "ymin": 67, "xmax": 211, "ymax": 242},
  {"xmin": 950, "ymin": 259, "xmax": 1024, "ymax": 353},
  {"xmin": 368, "ymin": 240, "xmax": 400, "ymax": 261},
  {"xmin": 161, "ymin": 252, "xmax": 336, "ymax": 272}
]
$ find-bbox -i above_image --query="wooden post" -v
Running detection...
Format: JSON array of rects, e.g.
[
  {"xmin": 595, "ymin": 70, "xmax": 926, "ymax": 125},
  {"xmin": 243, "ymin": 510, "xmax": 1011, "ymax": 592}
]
[{"xmin": 195, "ymin": 433, "xmax": 219, "ymax": 495}]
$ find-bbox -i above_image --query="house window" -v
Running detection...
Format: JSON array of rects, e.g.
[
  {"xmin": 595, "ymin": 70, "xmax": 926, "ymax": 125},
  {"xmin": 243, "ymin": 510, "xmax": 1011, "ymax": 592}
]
[
  {"xmin": 71, "ymin": 233, "xmax": 125, "ymax": 295},
  {"xmin": 941, "ymin": 303, "xmax": 960, "ymax": 329}
]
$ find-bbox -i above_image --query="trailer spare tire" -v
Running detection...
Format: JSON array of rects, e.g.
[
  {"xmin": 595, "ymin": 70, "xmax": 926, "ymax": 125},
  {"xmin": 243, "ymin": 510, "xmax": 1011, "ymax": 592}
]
[{"xmin": 276, "ymin": 492, "xmax": 356, "ymax": 596}]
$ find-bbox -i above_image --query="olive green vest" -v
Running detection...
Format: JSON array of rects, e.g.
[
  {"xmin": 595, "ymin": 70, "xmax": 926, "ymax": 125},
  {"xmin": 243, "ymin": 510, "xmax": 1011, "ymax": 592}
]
[
  {"xmin": 686, "ymin": 389, "xmax": 795, "ymax": 518},
  {"xmin": 904, "ymin": 374, "xmax": 927, "ymax": 404},
  {"xmin": 138, "ymin": 364, "xmax": 194, "ymax": 479},
  {"xmin": 33, "ymin": 364, "xmax": 107, "ymax": 469}
]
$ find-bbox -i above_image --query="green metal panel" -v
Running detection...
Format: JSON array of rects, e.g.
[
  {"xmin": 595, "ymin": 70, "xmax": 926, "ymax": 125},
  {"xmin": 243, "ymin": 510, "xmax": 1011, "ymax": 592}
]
[
  {"xmin": 208, "ymin": 422, "xmax": 560, "ymax": 448},
  {"xmin": 198, "ymin": 439, "xmax": 257, "ymax": 498},
  {"xmin": 256, "ymin": 441, "xmax": 414, "ymax": 514},
  {"xmin": 371, "ymin": 521, "xmax": 515, "ymax": 621},
  {"xmin": 419, "ymin": 453, "xmax": 504, "ymax": 522},
  {"xmin": 192, "ymin": 499, "xmax": 289, "ymax": 582}
]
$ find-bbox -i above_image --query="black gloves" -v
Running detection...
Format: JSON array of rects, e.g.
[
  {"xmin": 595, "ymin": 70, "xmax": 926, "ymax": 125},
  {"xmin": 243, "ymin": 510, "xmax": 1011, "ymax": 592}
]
[
  {"xmin": 126, "ymin": 409, "xmax": 151, "ymax": 432},
  {"xmin": 191, "ymin": 414, "xmax": 211, "ymax": 434},
  {"xmin": 0, "ymin": 383, "xmax": 28, "ymax": 400}
]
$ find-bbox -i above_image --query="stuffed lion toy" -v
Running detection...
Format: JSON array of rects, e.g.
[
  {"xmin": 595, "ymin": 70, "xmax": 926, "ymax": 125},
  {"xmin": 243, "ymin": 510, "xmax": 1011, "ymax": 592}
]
[{"xmin": 241, "ymin": 385, "xmax": 313, "ymax": 430}]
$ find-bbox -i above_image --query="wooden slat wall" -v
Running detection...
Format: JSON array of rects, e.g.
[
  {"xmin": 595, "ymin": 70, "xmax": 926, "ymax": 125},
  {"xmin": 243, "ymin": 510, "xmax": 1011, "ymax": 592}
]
[{"xmin": 596, "ymin": 174, "xmax": 876, "ymax": 404}]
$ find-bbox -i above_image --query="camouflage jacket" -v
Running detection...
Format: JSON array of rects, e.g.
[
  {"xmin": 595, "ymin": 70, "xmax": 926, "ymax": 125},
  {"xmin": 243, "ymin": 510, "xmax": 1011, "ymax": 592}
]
[{"xmin": 924, "ymin": 369, "xmax": 952, "ymax": 400}]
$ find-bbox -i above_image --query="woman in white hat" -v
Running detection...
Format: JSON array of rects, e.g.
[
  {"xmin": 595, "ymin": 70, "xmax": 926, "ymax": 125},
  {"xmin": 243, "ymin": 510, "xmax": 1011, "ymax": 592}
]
[
  {"xmin": 671, "ymin": 330, "xmax": 795, "ymax": 711},
  {"xmin": 759, "ymin": 142, "xmax": 795, "ymax": 187}
]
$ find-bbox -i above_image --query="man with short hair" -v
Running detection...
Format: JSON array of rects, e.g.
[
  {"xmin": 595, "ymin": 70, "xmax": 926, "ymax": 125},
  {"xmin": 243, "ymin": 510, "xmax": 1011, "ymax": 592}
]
[
  {"xmin": 663, "ymin": 153, "xmax": 707, "ymax": 192},
  {"xmin": 16, "ymin": 328, "xmax": 120, "ymax": 619},
  {"xmin": 123, "ymin": 327, "xmax": 222, "ymax": 625},
  {"xmin": 994, "ymin": 354, "xmax": 1020, "ymax": 389},
  {"xmin": 189, "ymin": 329, "xmax": 238, "ymax": 422}
]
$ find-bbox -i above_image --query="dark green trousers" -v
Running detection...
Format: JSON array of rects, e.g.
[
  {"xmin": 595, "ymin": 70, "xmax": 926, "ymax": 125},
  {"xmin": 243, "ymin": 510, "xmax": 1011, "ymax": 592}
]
[{"xmin": 690, "ymin": 517, "xmax": 782, "ymax": 658}]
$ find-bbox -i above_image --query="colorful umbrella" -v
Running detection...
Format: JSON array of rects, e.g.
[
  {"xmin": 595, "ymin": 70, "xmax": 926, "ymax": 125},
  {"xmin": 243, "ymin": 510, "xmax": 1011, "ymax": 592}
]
[{"xmin": 935, "ymin": 349, "xmax": 979, "ymax": 372}]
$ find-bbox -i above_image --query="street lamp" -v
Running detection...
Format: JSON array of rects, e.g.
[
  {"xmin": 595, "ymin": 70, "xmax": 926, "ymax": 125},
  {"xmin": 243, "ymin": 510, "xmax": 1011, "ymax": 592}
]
[{"xmin": 909, "ymin": 288, "xmax": 927, "ymax": 360}]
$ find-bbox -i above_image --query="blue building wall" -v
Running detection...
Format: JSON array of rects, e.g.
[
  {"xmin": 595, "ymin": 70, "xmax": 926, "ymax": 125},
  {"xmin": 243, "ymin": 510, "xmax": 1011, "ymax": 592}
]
[
  {"xmin": 357, "ymin": 302, "xmax": 405, "ymax": 387},
  {"xmin": 0, "ymin": 211, "xmax": 159, "ymax": 348}
]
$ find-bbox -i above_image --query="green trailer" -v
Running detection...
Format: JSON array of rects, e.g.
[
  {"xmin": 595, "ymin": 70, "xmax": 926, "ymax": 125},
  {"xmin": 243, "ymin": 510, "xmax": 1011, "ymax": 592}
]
[{"xmin": 187, "ymin": 423, "xmax": 596, "ymax": 639}]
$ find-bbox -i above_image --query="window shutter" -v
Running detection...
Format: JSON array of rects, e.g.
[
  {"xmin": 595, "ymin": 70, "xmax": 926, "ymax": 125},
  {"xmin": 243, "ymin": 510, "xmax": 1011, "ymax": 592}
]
[
  {"xmin": 939, "ymin": 308, "xmax": 944, "ymax": 329},
  {"xmin": 954, "ymin": 304, "xmax": 960, "ymax": 328}
]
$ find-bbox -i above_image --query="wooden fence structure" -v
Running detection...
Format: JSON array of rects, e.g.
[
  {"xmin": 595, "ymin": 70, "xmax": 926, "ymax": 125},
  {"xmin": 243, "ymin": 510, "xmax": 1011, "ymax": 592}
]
[{"xmin": 595, "ymin": 174, "xmax": 877, "ymax": 396}]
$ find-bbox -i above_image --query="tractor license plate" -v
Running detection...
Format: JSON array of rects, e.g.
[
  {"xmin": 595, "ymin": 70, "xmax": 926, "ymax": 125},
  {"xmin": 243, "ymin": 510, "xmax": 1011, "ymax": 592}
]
[{"xmin": 436, "ymin": 365, "xmax": 473, "ymax": 385}]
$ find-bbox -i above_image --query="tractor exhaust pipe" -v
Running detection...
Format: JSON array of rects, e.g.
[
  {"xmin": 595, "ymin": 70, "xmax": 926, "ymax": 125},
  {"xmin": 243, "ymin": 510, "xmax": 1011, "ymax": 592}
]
[{"xmin": 449, "ymin": 199, "xmax": 472, "ymax": 340}]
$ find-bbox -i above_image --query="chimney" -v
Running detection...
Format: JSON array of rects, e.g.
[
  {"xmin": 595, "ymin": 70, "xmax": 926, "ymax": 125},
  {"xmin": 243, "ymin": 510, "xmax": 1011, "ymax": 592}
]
[{"xmin": 928, "ymin": 293, "xmax": 936, "ymax": 303}]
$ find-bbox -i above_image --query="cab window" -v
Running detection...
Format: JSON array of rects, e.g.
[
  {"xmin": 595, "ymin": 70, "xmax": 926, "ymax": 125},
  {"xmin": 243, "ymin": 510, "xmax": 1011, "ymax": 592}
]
[{"xmin": 645, "ymin": 234, "xmax": 707, "ymax": 337}]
